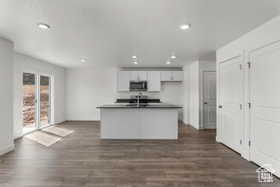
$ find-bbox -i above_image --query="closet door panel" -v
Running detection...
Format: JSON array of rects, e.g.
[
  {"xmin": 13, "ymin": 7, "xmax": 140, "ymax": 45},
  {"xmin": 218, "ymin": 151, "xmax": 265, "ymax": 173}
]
[
  {"xmin": 219, "ymin": 56, "xmax": 244, "ymax": 153},
  {"xmin": 249, "ymin": 41, "xmax": 280, "ymax": 177}
]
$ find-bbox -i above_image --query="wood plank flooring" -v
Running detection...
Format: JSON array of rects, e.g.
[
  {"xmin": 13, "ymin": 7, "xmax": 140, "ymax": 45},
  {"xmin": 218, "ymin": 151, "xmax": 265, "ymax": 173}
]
[{"xmin": 0, "ymin": 121, "xmax": 279, "ymax": 187}]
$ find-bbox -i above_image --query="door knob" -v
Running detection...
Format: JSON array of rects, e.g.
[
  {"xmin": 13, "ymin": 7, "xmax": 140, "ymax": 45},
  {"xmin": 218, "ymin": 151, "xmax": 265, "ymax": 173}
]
[{"xmin": 204, "ymin": 102, "xmax": 208, "ymax": 104}]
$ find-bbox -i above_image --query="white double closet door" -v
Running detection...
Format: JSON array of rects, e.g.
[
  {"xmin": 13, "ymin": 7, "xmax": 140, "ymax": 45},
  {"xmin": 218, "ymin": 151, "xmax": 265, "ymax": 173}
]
[
  {"xmin": 219, "ymin": 56, "xmax": 244, "ymax": 153},
  {"xmin": 219, "ymin": 40, "xmax": 280, "ymax": 177},
  {"xmin": 249, "ymin": 41, "xmax": 280, "ymax": 176}
]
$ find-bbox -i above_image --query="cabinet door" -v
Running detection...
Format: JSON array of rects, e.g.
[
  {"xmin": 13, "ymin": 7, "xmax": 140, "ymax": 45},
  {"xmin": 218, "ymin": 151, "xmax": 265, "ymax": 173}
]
[
  {"xmin": 161, "ymin": 71, "xmax": 183, "ymax": 81},
  {"xmin": 118, "ymin": 71, "xmax": 131, "ymax": 91},
  {"xmin": 219, "ymin": 55, "xmax": 243, "ymax": 153},
  {"xmin": 138, "ymin": 71, "xmax": 147, "ymax": 81},
  {"xmin": 249, "ymin": 41, "xmax": 280, "ymax": 177},
  {"xmin": 171, "ymin": 71, "xmax": 183, "ymax": 81},
  {"xmin": 147, "ymin": 71, "xmax": 161, "ymax": 92},
  {"xmin": 161, "ymin": 71, "xmax": 172, "ymax": 81},
  {"xmin": 131, "ymin": 71, "xmax": 147, "ymax": 81}
]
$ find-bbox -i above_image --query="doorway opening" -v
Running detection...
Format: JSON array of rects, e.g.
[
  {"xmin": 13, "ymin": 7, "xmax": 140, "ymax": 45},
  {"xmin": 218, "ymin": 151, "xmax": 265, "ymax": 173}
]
[{"xmin": 202, "ymin": 71, "xmax": 216, "ymax": 129}]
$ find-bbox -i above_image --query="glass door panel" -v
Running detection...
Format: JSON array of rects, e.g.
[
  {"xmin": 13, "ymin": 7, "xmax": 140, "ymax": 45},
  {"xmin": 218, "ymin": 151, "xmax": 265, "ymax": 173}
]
[
  {"xmin": 40, "ymin": 75, "xmax": 51, "ymax": 127},
  {"xmin": 23, "ymin": 73, "xmax": 37, "ymax": 133}
]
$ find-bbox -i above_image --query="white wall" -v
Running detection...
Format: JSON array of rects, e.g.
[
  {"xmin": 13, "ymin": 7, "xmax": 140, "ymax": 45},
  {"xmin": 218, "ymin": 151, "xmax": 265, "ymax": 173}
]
[
  {"xmin": 183, "ymin": 64, "xmax": 190, "ymax": 124},
  {"xmin": 183, "ymin": 61, "xmax": 200, "ymax": 129},
  {"xmin": 0, "ymin": 37, "xmax": 14, "ymax": 155},
  {"xmin": 189, "ymin": 61, "xmax": 200, "ymax": 129},
  {"xmin": 13, "ymin": 53, "xmax": 65, "ymax": 138},
  {"xmin": 65, "ymin": 67, "xmax": 183, "ymax": 121},
  {"xmin": 65, "ymin": 67, "xmax": 118, "ymax": 120},
  {"xmin": 217, "ymin": 16, "xmax": 280, "ymax": 62}
]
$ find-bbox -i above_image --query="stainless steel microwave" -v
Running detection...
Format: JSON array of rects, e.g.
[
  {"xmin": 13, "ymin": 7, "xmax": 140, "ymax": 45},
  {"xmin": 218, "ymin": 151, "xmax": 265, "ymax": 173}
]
[{"xmin": 129, "ymin": 81, "xmax": 147, "ymax": 91}]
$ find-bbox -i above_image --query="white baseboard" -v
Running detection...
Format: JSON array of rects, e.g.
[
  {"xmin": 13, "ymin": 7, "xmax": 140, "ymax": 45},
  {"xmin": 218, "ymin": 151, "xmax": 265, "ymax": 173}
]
[
  {"xmin": 182, "ymin": 120, "xmax": 189, "ymax": 125},
  {"xmin": 0, "ymin": 144, "xmax": 15, "ymax": 156},
  {"xmin": 216, "ymin": 136, "xmax": 221, "ymax": 143}
]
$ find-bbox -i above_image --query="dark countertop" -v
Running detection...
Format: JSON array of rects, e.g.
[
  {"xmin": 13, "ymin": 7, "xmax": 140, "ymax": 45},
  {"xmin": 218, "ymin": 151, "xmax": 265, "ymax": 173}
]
[{"xmin": 97, "ymin": 103, "xmax": 183, "ymax": 109}]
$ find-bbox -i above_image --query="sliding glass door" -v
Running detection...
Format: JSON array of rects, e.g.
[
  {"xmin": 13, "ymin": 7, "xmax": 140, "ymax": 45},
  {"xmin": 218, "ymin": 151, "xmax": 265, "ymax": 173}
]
[
  {"xmin": 40, "ymin": 75, "xmax": 51, "ymax": 127},
  {"xmin": 22, "ymin": 72, "xmax": 52, "ymax": 134},
  {"xmin": 23, "ymin": 73, "xmax": 37, "ymax": 134}
]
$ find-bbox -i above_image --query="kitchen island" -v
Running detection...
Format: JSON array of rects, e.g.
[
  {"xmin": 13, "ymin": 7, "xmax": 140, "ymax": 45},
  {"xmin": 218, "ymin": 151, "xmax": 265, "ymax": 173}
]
[{"xmin": 97, "ymin": 104, "xmax": 182, "ymax": 139}]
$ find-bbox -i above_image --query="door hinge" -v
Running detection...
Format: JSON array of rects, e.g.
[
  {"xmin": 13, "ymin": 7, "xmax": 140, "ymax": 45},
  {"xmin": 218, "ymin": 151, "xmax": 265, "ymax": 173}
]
[
  {"xmin": 218, "ymin": 105, "xmax": 223, "ymax": 109},
  {"xmin": 249, "ymin": 140, "xmax": 251, "ymax": 147},
  {"xmin": 240, "ymin": 104, "xmax": 242, "ymax": 110},
  {"xmin": 248, "ymin": 62, "xmax": 251, "ymax": 69},
  {"xmin": 248, "ymin": 102, "xmax": 251, "ymax": 109},
  {"xmin": 239, "ymin": 64, "xmax": 242, "ymax": 70},
  {"xmin": 240, "ymin": 139, "xmax": 242, "ymax": 145}
]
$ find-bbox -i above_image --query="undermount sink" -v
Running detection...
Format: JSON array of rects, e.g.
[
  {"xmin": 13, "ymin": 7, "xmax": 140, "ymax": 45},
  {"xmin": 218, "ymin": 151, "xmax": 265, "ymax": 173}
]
[{"xmin": 126, "ymin": 103, "xmax": 148, "ymax": 107}]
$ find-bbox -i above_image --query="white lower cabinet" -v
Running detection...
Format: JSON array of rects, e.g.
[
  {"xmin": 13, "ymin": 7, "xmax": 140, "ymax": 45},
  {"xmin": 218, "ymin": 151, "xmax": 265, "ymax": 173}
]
[{"xmin": 100, "ymin": 108, "xmax": 178, "ymax": 139}]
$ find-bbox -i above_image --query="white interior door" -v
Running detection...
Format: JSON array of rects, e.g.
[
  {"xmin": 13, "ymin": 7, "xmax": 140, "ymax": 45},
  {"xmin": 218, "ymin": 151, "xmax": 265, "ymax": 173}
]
[
  {"xmin": 249, "ymin": 41, "xmax": 280, "ymax": 177},
  {"xmin": 219, "ymin": 56, "xmax": 244, "ymax": 153},
  {"xmin": 203, "ymin": 71, "xmax": 216, "ymax": 129}
]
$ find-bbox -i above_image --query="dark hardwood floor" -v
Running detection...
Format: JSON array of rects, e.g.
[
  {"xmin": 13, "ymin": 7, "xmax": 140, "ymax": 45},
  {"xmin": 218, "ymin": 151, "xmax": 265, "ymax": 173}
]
[{"xmin": 0, "ymin": 121, "xmax": 279, "ymax": 187}]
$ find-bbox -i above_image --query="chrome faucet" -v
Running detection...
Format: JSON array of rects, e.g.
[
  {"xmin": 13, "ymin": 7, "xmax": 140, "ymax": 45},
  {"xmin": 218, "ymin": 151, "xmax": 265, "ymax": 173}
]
[{"xmin": 137, "ymin": 92, "xmax": 142, "ymax": 107}]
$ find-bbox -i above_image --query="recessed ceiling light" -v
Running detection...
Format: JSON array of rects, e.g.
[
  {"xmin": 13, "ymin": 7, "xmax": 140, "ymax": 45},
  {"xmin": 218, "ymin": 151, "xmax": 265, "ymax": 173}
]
[
  {"xmin": 171, "ymin": 55, "xmax": 176, "ymax": 59},
  {"xmin": 133, "ymin": 61, "xmax": 138, "ymax": 65},
  {"xmin": 166, "ymin": 61, "xmax": 171, "ymax": 65},
  {"xmin": 180, "ymin": 24, "xmax": 191, "ymax": 30},
  {"xmin": 81, "ymin": 59, "xmax": 86, "ymax": 63},
  {"xmin": 37, "ymin": 23, "xmax": 51, "ymax": 30},
  {"xmin": 132, "ymin": 56, "xmax": 137, "ymax": 59}
]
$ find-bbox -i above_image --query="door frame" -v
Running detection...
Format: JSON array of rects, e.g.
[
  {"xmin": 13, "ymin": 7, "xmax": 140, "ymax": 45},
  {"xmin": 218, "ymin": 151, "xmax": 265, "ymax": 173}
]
[
  {"xmin": 200, "ymin": 70, "xmax": 216, "ymax": 129},
  {"xmin": 21, "ymin": 71, "xmax": 54, "ymax": 135},
  {"xmin": 217, "ymin": 53, "xmax": 246, "ymax": 155},
  {"xmin": 38, "ymin": 73, "xmax": 54, "ymax": 128},
  {"xmin": 22, "ymin": 71, "xmax": 39, "ymax": 133}
]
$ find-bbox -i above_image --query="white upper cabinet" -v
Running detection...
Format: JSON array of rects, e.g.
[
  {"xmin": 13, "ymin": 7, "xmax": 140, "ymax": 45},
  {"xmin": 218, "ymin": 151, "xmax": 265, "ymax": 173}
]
[
  {"xmin": 131, "ymin": 71, "xmax": 147, "ymax": 81},
  {"xmin": 117, "ymin": 71, "xmax": 131, "ymax": 92},
  {"xmin": 117, "ymin": 70, "xmax": 183, "ymax": 92},
  {"xmin": 160, "ymin": 71, "xmax": 172, "ymax": 81},
  {"xmin": 147, "ymin": 71, "xmax": 161, "ymax": 92},
  {"xmin": 161, "ymin": 71, "xmax": 183, "ymax": 81},
  {"xmin": 171, "ymin": 71, "xmax": 184, "ymax": 81}
]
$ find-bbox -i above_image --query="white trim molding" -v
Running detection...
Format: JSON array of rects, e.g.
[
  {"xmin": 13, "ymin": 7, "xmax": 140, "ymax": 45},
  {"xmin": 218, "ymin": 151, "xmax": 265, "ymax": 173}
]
[{"xmin": 0, "ymin": 144, "xmax": 15, "ymax": 156}]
